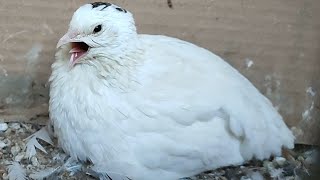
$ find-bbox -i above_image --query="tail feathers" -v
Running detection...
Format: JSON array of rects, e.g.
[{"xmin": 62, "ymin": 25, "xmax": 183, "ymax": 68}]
[
  {"xmin": 284, "ymin": 125, "xmax": 295, "ymax": 149},
  {"xmin": 239, "ymin": 121, "xmax": 295, "ymax": 161}
]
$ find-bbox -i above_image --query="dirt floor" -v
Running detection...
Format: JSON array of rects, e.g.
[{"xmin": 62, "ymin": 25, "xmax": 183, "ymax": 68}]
[{"xmin": 0, "ymin": 122, "xmax": 318, "ymax": 180}]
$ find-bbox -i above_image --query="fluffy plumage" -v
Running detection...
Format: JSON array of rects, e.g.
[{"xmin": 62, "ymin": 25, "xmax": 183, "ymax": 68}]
[{"xmin": 49, "ymin": 2, "xmax": 294, "ymax": 180}]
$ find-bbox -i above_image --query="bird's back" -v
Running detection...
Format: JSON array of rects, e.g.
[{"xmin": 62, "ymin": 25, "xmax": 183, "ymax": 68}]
[{"xmin": 117, "ymin": 34, "xmax": 295, "ymax": 179}]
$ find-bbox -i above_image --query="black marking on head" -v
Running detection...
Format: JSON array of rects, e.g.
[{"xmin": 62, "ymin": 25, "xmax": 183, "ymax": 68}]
[
  {"xmin": 115, "ymin": 7, "xmax": 127, "ymax": 13},
  {"xmin": 91, "ymin": 2, "xmax": 127, "ymax": 13},
  {"xmin": 91, "ymin": 2, "xmax": 112, "ymax": 10},
  {"xmin": 167, "ymin": 0, "xmax": 173, "ymax": 9}
]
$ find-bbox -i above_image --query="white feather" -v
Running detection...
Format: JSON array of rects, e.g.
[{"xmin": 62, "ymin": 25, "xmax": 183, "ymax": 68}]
[
  {"xmin": 49, "ymin": 3, "xmax": 295, "ymax": 180},
  {"xmin": 91, "ymin": 165, "xmax": 131, "ymax": 180},
  {"xmin": 29, "ymin": 156, "xmax": 82, "ymax": 179},
  {"xmin": 25, "ymin": 127, "xmax": 53, "ymax": 159},
  {"xmin": 7, "ymin": 162, "xmax": 26, "ymax": 180},
  {"xmin": 270, "ymin": 168, "xmax": 284, "ymax": 179}
]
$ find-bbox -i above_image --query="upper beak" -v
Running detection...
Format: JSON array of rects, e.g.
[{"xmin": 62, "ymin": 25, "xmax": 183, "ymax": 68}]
[{"xmin": 56, "ymin": 31, "xmax": 82, "ymax": 48}]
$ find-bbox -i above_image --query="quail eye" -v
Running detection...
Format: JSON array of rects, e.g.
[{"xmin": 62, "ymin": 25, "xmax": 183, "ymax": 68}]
[{"xmin": 93, "ymin": 25, "xmax": 102, "ymax": 33}]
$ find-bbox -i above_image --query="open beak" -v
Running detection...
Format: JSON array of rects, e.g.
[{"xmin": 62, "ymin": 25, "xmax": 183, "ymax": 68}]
[{"xmin": 57, "ymin": 31, "xmax": 90, "ymax": 67}]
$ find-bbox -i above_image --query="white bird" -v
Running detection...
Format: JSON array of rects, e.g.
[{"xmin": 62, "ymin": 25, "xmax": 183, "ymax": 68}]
[{"xmin": 49, "ymin": 2, "xmax": 294, "ymax": 180}]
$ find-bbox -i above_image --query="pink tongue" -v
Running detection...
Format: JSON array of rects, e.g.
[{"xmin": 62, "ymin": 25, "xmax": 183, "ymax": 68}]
[{"xmin": 69, "ymin": 47, "xmax": 86, "ymax": 66}]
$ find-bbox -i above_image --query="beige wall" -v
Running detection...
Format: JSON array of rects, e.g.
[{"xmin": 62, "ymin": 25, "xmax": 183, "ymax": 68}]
[{"xmin": 0, "ymin": 0, "xmax": 319, "ymax": 144}]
